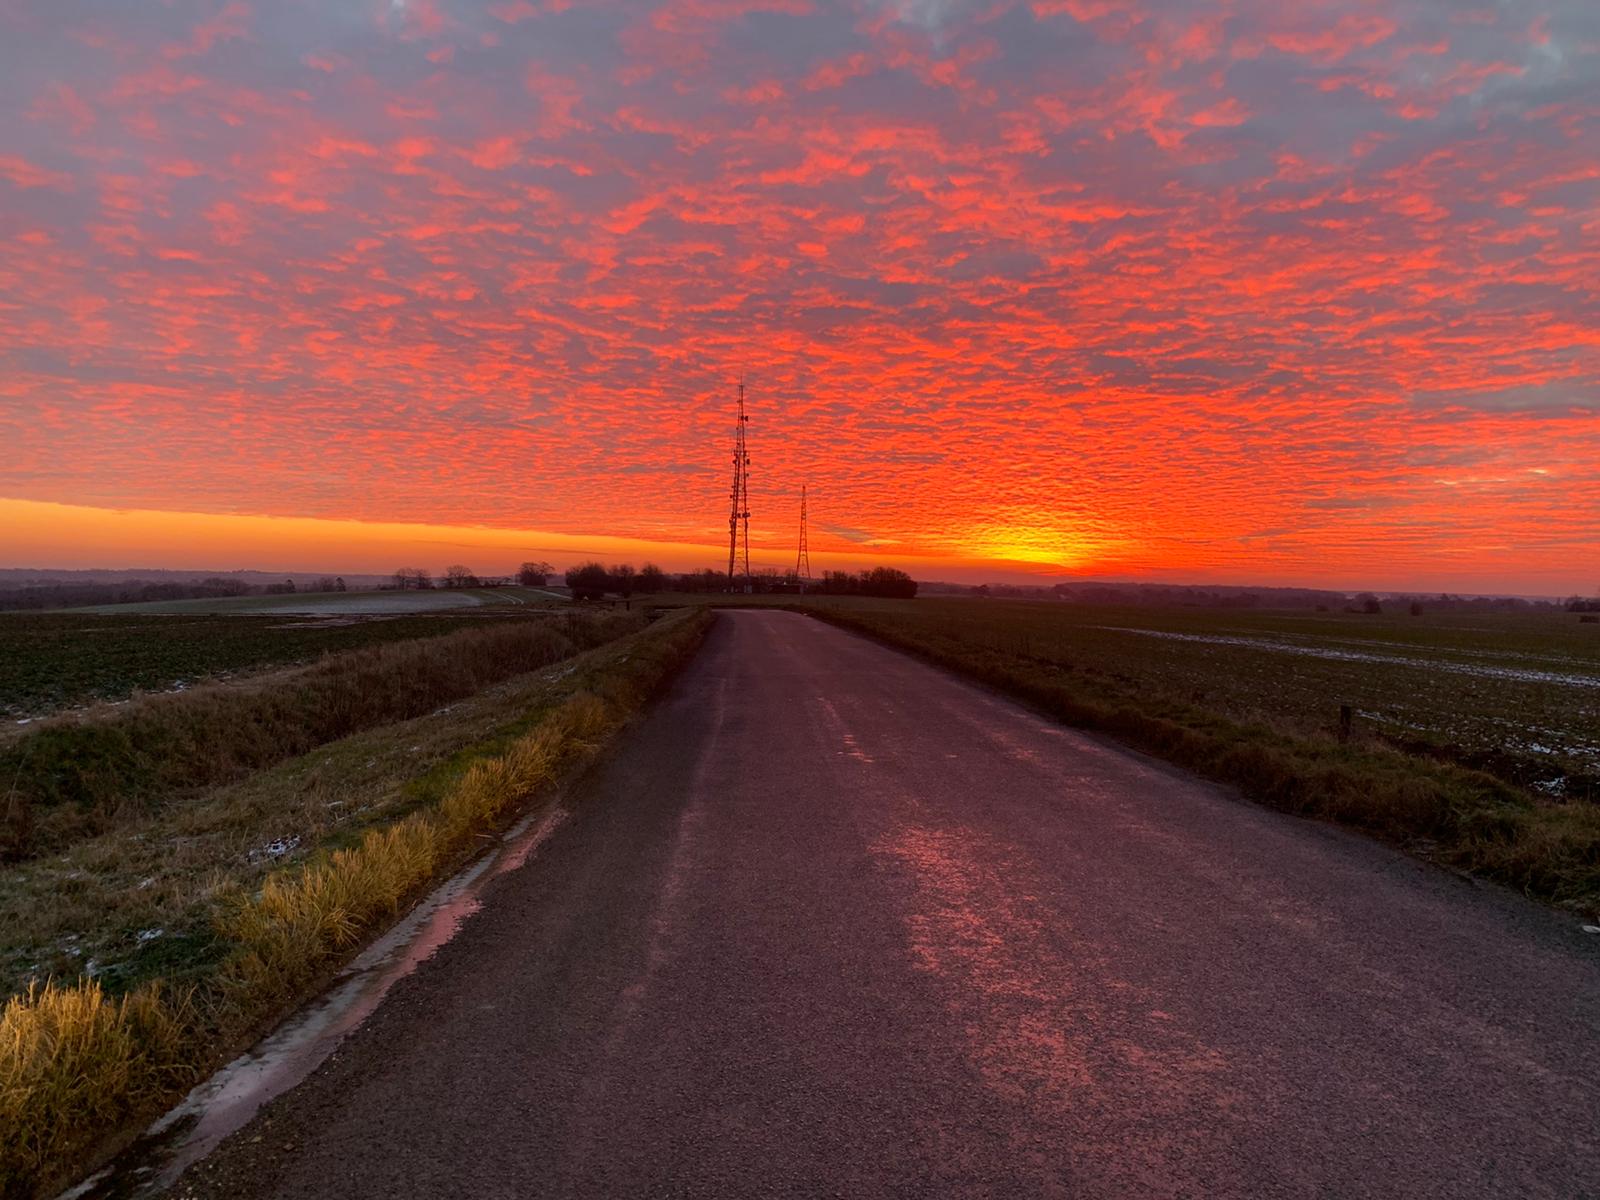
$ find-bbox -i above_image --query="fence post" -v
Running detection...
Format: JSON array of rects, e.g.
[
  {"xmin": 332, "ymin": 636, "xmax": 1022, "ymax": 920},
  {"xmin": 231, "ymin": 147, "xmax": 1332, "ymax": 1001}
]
[{"xmin": 1338, "ymin": 704, "xmax": 1353, "ymax": 744}]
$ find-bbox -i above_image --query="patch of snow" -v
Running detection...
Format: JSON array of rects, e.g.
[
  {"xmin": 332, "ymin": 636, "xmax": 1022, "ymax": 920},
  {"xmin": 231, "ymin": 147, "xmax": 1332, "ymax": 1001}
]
[
  {"xmin": 247, "ymin": 835, "xmax": 301, "ymax": 864},
  {"xmin": 1089, "ymin": 626, "xmax": 1600, "ymax": 690}
]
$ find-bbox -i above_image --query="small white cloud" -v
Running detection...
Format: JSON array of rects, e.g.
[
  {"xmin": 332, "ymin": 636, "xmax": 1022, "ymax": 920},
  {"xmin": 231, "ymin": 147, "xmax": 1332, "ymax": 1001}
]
[{"xmin": 887, "ymin": 0, "xmax": 962, "ymax": 30}]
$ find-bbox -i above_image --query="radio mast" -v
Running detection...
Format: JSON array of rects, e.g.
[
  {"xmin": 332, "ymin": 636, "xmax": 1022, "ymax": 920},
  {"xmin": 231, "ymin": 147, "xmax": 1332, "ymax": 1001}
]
[
  {"xmin": 795, "ymin": 483, "xmax": 811, "ymax": 584},
  {"xmin": 726, "ymin": 380, "xmax": 751, "ymax": 591}
]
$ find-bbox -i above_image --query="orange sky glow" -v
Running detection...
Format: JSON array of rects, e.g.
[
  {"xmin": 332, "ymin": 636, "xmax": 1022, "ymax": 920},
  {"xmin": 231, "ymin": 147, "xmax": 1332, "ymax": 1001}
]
[{"xmin": 1, "ymin": 1, "xmax": 1596, "ymax": 592}]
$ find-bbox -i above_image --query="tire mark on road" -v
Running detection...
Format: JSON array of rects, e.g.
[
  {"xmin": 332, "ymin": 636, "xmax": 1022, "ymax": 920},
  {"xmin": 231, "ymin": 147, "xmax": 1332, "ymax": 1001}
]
[{"xmin": 873, "ymin": 822, "xmax": 1240, "ymax": 1196}]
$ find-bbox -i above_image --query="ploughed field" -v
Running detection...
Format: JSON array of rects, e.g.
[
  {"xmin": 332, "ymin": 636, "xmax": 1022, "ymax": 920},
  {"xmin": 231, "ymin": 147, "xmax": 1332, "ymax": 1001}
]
[{"xmin": 800, "ymin": 597, "xmax": 1600, "ymax": 800}]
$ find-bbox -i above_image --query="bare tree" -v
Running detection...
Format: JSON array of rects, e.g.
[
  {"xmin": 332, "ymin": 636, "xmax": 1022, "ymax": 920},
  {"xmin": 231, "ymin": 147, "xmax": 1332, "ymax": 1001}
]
[
  {"xmin": 565, "ymin": 562, "xmax": 610, "ymax": 602},
  {"xmin": 444, "ymin": 565, "xmax": 474, "ymax": 589},
  {"xmin": 518, "ymin": 560, "xmax": 554, "ymax": 587},
  {"xmin": 394, "ymin": 567, "xmax": 433, "ymax": 590}
]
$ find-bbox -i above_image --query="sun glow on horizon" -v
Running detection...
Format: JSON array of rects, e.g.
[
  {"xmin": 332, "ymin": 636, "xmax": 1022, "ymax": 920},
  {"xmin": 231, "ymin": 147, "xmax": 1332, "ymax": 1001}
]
[
  {"xmin": 0, "ymin": 497, "xmax": 991, "ymax": 582},
  {"xmin": 957, "ymin": 520, "xmax": 1122, "ymax": 571}
]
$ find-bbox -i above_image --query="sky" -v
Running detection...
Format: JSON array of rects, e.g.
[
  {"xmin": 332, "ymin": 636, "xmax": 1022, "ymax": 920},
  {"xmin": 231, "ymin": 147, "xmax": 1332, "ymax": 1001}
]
[{"xmin": 0, "ymin": 0, "xmax": 1596, "ymax": 593}]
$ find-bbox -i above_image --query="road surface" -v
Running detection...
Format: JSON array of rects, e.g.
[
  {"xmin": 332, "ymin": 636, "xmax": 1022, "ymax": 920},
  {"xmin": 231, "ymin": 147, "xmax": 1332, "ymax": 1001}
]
[{"xmin": 177, "ymin": 610, "xmax": 1600, "ymax": 1198}]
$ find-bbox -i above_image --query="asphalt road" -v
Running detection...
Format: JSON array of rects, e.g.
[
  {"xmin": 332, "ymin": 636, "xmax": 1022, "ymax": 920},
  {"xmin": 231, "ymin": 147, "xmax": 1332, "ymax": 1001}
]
[{"xmin": 178, "ymin": 610, "xmax": 1600, "ymax": 1199}]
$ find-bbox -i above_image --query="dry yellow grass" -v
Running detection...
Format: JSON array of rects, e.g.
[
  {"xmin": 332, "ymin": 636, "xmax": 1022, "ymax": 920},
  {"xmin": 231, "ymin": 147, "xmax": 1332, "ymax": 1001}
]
[
  {"xmin": 220, "ymin": 689, "xmax": 615, "ymax": 1003},
  {"xmin": 0, "ymin": 980, "xmax": 189, "ymax": 1193},
  {"xmin": 221, "ymin": 818, "xmax": 441, "ymax": 1004}
]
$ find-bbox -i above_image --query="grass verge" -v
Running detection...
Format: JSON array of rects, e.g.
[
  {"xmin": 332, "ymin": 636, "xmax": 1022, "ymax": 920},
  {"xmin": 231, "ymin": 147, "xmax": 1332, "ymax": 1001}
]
[
  {"xmin": 0, "ymin": 607, "xmax": 711, "ymax": 1198},
  {"xmin": 807, "ymin": 606, "xmax": 1600, "ymax": 917},
  {"xmin": 217, "ymin": 689, "xmax": 611, "ymax": 1008}
]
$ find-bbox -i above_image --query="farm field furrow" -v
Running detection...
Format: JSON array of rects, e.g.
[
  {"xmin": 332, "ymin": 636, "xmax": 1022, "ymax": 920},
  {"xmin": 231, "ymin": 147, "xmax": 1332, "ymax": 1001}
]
[{"xmin": 0, "ymin": 607, "xmax": 548, "ymax": 720}]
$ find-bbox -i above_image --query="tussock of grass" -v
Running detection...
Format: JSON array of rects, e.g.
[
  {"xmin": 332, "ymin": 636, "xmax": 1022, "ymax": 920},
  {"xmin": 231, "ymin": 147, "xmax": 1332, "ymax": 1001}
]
[
  {"xmin": 1, "ymin": 980, "xmax": 189, "ymax": 1192},
  {"xmin": 0, "ymin": 607, "xmax": 710, "ymax": 1197},
  {"xmin": 221, "ymin": 818, "xmax": 442, "ymax": 1004},
  {"xmin": 2, "ymin": 612, "xmax": 643, "ymax": 861},
  {"xmin": 811, "ymin": 607, "xmax": 1600, "ymax": 915}
]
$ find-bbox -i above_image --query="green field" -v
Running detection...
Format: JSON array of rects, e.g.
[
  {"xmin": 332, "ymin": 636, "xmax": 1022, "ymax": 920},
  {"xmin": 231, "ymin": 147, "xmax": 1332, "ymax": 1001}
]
[
  {"xmin": 0, "ymin": 604, "xmax": 548, "ymax": 719},
  {"xmin": 72, "ymin": 585, "xmax": 558, "ymax": 616}
]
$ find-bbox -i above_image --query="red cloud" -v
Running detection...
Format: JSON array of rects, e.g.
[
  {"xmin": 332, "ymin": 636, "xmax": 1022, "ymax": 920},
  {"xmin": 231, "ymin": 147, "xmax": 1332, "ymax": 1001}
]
[{"xmin": 0, "ymin": 0, "xmax": 1594, "ymax": 591}]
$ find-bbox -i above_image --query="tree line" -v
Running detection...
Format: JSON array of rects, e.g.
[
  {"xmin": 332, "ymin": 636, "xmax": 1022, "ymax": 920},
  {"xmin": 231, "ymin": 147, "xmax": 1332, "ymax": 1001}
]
[
  {"xmin": 391, "ymin": 562, "xmax": 566, "ymax": 590},
  {"xmin": 1, "ymin": 558, "xmax": 925, "ymax": 611},
  {"xmin": 562, "ymin": 562, "xmax": 916, "ymax": 600},
  {"xmin": 395, "ymin": 561, "xmax": 918, "ymax": 601}
]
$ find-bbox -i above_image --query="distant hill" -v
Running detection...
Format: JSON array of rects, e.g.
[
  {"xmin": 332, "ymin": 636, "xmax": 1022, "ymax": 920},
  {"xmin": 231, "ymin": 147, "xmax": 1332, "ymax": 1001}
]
[
  {"xmin": 0, "ymin": 567, "xmax": 392, "ymax": 588},
  {"xmin": 0, "ymin": 568, "xmax": 397, "ymax": 612},
  {"xmin": 917, "ymin": 579, "xmax": 1567, "ymax": 609}
]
